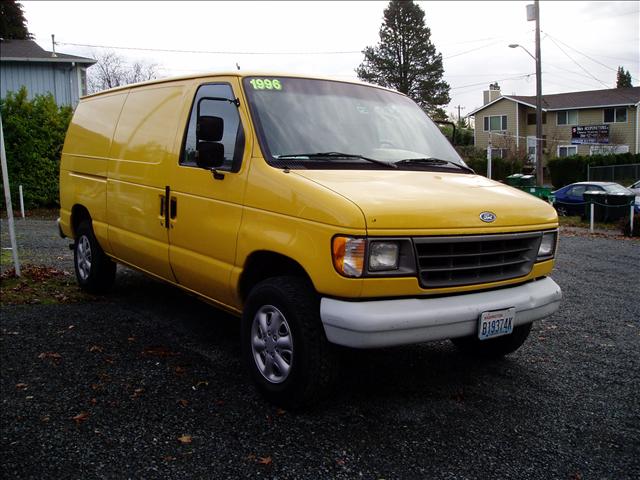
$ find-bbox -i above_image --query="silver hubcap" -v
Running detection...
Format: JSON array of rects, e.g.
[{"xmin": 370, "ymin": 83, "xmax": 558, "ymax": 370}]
[
  {"xmin": 251, "ymin": 305, "xmax": 293, "ymax": 384},
  {"xmin": 76, "ymin": 235, "xmax": 92, "ymax": 281}
]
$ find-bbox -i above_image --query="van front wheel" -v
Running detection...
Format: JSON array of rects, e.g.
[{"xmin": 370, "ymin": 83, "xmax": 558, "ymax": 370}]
[
  {"xmin": 241, "ymin": 276, "xmax": 335, "ymax": 409},
  {"xmin": 74, "ymin": 220, "xmax": 116, "ymax": 293}
]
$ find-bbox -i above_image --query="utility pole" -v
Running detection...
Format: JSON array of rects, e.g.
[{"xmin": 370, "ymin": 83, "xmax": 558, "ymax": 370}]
[
  {"xmin": 456, "ymin": 105, "xmax": 466, "ymax": 125},
  {"xmin": 534, "ymin": 0, "xmax": 543, "ymax": 186}
]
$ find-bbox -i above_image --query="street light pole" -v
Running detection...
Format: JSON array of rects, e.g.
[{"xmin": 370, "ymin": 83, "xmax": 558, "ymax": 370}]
[
  {"xmin": 510, "ymin": 1, "xmax": 544, "ymax": 186},
  {"xmin": 534, "ymin": 0, "xmax": 543, "ymax": 186}
]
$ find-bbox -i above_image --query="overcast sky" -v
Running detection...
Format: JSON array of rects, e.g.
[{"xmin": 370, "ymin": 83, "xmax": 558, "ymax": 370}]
[{"xmin": 21, "ymin": 1, "xmax": 640, "ymax": 120}]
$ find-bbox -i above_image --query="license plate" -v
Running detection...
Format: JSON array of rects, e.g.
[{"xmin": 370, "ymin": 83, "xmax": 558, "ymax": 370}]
[{"xmin": 478, "ymin": 308, "xmax": 515, "ymax": 341}]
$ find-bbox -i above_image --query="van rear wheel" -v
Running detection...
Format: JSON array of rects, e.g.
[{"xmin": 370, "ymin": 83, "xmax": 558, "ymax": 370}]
[
  {"xmin": 451, "ymin": 322, "xmax": 532, "ymax": 359},
  {"xmin": 241, "ymin": 276, "xmax": 336, "ymax": 409},
  {"xmin": 74, "ymin": 220, "xmax": 116, "ymax": 293}
]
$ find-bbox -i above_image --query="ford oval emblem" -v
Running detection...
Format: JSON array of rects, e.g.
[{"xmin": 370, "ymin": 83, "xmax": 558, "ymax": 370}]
[{"xmin": 479, "ymin": 211, "xmax": 496, "ymax": 223}]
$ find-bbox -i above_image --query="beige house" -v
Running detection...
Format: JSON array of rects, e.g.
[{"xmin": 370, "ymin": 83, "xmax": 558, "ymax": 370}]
[{"xmin": 468, "ymin": 85, "xmax": 640, "ymax": 162}]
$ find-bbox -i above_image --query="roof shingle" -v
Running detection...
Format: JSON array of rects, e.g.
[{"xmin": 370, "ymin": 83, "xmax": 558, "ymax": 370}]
[{"xmin": 0, "ymin": 39, "xmax": 95, "ymax": 64}]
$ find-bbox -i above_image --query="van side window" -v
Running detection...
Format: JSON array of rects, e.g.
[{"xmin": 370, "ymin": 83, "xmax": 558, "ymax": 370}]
[{"xmin": 181, "ymin": 83, "xmax": 244, "ymax": 171}]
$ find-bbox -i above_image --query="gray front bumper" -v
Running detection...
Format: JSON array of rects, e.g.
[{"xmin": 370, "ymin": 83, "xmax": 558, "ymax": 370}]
[{"xmin": 320, "ymin": 277, "xmax": 562, "ymax": 348}]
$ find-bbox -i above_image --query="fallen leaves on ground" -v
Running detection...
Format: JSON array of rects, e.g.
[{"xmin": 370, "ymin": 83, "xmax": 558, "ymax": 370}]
[
  {"xmin": 15, "ymin": 383, "xmax": 28, "ymax": 390},
  {"xmin": 177, "ymin": 434, "xmax": 192, "ymax": 444},
  {"xmin": 72, "ymin": 411, "xmax": 89, "ymax": 424},
  {"xmin": 88, "ymin": 345, "xmax": 104, "ymax": 353},
  {"xmin": 141, "ymin": 346, "xmax": 180, "ymax": 358},
  {"xmin": 1, "ymin": 265, "xmax": 94, "ymax": 305},
  {"xmin": 38, "ymin": 352, "xmax": 62, "ymax": 363},
  {"xmin": 131, "ymin": 388, "xmax": 145, "ymax": 399},
  {"xmin": 257, "ymin": 456, "xmax": 272, "ymax": 466},
  {"xmin": 177, "ymin": 399, "xmax": 189, "ymax": 408}
]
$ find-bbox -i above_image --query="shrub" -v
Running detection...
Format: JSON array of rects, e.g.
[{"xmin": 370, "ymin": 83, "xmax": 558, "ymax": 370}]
[
  {"xmin": 548, "ymin": 153, "xmax": 640, "ymax": 189},
  {"xmin": 0, "ymin": 87, "xmax": 73, "ymax": 208},
  {"xmin": 457, "ymin": 146, "xmax": 524, "ymax": 182}
]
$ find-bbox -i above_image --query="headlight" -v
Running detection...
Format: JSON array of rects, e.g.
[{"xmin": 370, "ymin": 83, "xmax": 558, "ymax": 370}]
[
  {"xmin": 332, "ymin": 236, "xmax": 365, "ymax": 277},
  {"xmin": 368, "ymin": 241, "xmax": 399, "ymax": 271},
  {"xmin": 537, "ymin": 231, "xmax": 557, "ymax": 260}
]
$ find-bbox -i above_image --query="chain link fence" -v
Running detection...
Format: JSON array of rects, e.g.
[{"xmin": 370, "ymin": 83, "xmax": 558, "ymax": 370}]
[{"xmin": 587, "ymin": 163, "xmax": 639, "ymax": 186}]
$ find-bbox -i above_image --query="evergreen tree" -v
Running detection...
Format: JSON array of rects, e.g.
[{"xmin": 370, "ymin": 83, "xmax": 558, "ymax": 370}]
[
  {"xmin": 616, "ymin": 66, "xmax": 633, "ymax": 88},
  {"xmin": 0, "ymin": 1, "xmax": 32, "ymax": 40},
  {"xmin": 356, "ymin": 0, "xmax": 450, "ymax": 119}
]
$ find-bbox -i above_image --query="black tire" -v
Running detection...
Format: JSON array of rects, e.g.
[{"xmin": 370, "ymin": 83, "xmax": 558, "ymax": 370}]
[
  {"xmin": 451, "ymin": 322, "xmax": 533, "ymax": 359},
  {"xmin": 73, "ymin": 220, "xmax": 116, "ymax": 293},
  {"xmin": 241, "ymin": 276, "xmax": 336, "ymax": 409}
]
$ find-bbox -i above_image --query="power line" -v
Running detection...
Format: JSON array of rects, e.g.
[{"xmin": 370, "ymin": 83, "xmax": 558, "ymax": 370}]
[
  {"xmin": 443, "ymin": 39, "xmax": 505, "ymax": 60},
  {"xmin": 545, "ymin": 35, "xmax": 610, "ymax": 88},
  {"xmin": 449, "ymin": 73, "xmax": 536, "ymax": 91},
  {"xmin": 543, "ymin": 32, "xmax": 639, "ymax": 82},
  {"xmin": 56, "ymin": 41, "xmax": 362, "ymax": 56}
]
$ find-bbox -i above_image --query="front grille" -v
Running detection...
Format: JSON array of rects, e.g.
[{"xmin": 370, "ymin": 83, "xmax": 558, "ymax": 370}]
[{"xmin": 413, "ymin": 232, "xmax": 542, "ymax": 288}]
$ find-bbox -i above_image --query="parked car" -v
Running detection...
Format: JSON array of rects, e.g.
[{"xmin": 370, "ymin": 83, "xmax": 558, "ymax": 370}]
[
  {"xmin": 628, "ymin": 180, "xmax": 640, "ymax": 195},
  {"xmin": 552, "ymin": 181, "xmax": 637, "ymax": 216}
]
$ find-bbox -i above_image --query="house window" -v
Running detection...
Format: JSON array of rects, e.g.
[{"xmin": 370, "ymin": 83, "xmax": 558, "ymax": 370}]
[
  {"xmin": 557, "ymin": 110, "xmax": 578, "ymax": 125},
  {"xmin": 603, "ymin": 107, "xmax": 627, "ymax": 123},
  {"xmin": 526, "ymin": 112, "xmax": 547, "ymax": 125},
  {"xmin": 483, "ymin": 115, "xmax": 507, "ymax": 131},
  {"xmin": 489, "ymin": 148, "xmax": 508, "ymax": 159},
  {"xmin": 80, "ymin": 68, "xmax": 88, "ymax": 97},
  {"xmin": 557, "ymin": 146, "xmax": 578, "ymax": 157}
]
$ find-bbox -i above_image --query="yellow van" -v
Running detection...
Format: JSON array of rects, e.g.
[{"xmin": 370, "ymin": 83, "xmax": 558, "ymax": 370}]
[{"xmin": 59, "ymin": 73, "xmax": 562, "ymax": 407}]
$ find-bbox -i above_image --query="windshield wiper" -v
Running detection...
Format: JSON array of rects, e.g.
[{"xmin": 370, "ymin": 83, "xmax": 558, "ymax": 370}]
[
  {"xmin": 275, "ymin": 152, "xmax": 397, "ymax": 168},
  {"xmin": 394, "ymin": 157, "xmax": 474, "ymax": 173}
]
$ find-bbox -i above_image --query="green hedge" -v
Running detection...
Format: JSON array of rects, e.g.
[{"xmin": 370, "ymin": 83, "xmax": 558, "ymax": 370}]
[
  {"xmin": 456, "ymin": 146, "xmax": 525, "ymax": 181},
  {"xmin": 548, "ymin": 153, "xmax": 640, "ymax": 189},
  {"xmin": 0, "ymin": 87, "xmax": 73, "ymax": 208}
]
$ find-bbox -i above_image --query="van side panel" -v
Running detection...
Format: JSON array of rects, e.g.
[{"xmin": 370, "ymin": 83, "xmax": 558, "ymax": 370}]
[
  {"xmin": 107, "ymin": 84, "xmax": 186, "ymax": 281},
  {"xmin": 59, "ymin": 92, "xmax": 128, "ymax": 243}
]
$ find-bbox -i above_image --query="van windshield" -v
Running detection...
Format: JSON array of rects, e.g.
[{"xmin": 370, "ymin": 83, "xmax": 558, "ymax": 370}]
[{"xmin": 243, "ymin": 77, "xmax": 468, "ymax": 172}]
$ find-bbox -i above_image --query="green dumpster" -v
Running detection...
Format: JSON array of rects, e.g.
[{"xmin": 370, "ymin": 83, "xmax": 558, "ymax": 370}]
[
  {"xmin": 520, "ymin": 175, "xmax": 535, "ymax": 187},
  {"xmin": 518, "ymin": 185, "xmax": 554, "ymax": 202},
  {"xmin": 506, "ymin": 174, "xmax": 524, "ymax": 187}
]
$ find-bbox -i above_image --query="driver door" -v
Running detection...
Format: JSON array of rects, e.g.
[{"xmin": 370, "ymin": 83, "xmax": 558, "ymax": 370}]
[{"xmin": 167, "ymin": 79, "xmax": 252, "ymax": 309}]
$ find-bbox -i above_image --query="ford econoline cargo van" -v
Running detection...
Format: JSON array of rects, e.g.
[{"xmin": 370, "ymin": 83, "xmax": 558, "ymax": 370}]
[{"xmin": 59, "ymin": 73, "xmax": 562, "ymax": 407}]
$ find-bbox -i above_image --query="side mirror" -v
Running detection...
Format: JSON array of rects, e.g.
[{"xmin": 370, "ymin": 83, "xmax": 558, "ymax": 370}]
[
  {"xmin": 197, "ymin": 115, "xmax": 223, "ymax": 142},
  {"xmin": 196, "ymin": 141, "xmax": 225, "ymax": 169},
  {"xmin": 196, "ymin": 115, "xmax": 225, "ymax": 169},
  {"xmin": 434, "ymin": 119, "xmax": 457, "ymax": 146}
]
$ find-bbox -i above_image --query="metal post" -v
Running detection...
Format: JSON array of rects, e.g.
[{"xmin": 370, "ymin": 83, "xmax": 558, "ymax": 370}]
[
  {"xmin": 487, "ymin": 133, "xmax": 493, "ymax": 179},
  {"xmin": 630, "ymin": 205, "xmax": 635, "ymax": 236},
  {"xmin": 19, "ymin": 184, "xmax": 25, "ymax": 219},
  {"xmin": 534, "ymin": 0, "xmax": 543, "ymax": 187},
  {"xmin": 589, "ymin": 202, "xmax": 594, "ymax": 233},
  {"xmin": 0, "ymin": 114, "xmax": 21, "ymax": 276}
]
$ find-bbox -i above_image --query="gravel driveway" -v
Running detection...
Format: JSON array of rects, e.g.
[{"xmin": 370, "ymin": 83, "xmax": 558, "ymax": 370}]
[{"xmin": 1, "ymin": 219, "xmax": 639, "ymax": 479}]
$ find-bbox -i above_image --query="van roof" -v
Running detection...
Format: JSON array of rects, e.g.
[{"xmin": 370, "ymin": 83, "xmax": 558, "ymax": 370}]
[{"xmin": 81, "ymin": 71, "xmax": 400, "ymax": 99}]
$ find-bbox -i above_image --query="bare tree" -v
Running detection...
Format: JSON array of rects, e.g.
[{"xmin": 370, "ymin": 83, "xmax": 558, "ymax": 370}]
[{"xmin": 88, "ymin": 51, "xmax": 158, "ymax": 94}]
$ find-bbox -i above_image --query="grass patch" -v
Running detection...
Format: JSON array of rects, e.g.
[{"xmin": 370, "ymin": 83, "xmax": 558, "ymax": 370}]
[
  {"xmin": 558, "ymin": 216, "xmax": 619, "ymax": 231},
  {"xmin": 0, "ymin": 265, "xmax": 96, "ymax": 305}
]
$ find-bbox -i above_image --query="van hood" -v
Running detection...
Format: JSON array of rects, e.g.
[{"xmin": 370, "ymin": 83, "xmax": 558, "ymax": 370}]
[{"xmin": 293, "ymin": 170, "xmax": 557, "ymax": 230}]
